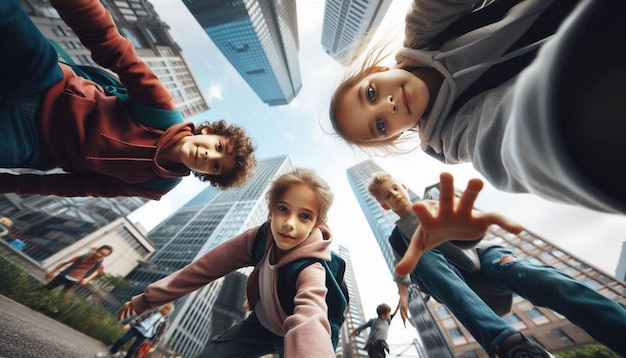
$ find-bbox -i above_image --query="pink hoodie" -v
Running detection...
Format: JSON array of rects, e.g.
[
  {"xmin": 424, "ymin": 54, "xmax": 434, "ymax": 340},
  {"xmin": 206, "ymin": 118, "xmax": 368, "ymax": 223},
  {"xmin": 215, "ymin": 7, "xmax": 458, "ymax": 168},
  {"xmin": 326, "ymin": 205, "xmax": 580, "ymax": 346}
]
[{"xmin": 131, "ymin": 223, "xmax": 336, "ymax": 357}]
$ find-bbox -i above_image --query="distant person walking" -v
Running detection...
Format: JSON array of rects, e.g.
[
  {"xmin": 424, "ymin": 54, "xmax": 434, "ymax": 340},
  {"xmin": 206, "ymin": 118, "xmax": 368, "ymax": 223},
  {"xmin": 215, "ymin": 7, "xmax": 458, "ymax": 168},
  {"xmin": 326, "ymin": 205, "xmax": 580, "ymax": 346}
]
[
  {"xmin": 351, "ymin": 303, "xmax": 398, "ymax": 358},
  {"xmin": 44, "ymin": 245, "xmax": 112, "ymax": 298},
  {"xmin": 0, "ymin": 217, "xmax": 12, "ymax": 238},
  {"xmin": 96, "ymin": 303, "xmax": 174, "ymax": 358}
]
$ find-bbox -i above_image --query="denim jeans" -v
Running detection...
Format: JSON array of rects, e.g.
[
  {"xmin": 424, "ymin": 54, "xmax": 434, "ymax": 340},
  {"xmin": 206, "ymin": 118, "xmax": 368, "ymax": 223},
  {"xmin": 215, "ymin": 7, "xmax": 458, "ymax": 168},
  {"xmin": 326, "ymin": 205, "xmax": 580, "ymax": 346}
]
[
  {"xmin": 0, "ymin": 0, "xmax": 61, "ymax": 169},
  {"xmin": 110, "ymin": 327, "xmax": 148, "ymax": 358},
  {"xmin": 478, "ymin": 247, "xmax": 626, "ymax": 356},
  {"xmin": 199, "ymin": 311, "xmax": 285, "ymax": 358},
  {"xmin": 412, "ymin": 249, "xmax": 517, "ymax": 356},
  {"xmin": 413, "ymin": 247, "xmax": 626, "ymax": 356}
]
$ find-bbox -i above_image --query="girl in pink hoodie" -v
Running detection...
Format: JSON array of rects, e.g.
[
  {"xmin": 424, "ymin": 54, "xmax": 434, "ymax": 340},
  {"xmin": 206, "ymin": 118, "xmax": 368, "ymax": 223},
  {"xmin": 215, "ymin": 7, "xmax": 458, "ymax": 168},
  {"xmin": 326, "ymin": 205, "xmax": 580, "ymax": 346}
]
[{"xmin": 119, "ymin": 168, "xmax": 337, "ymax": 357}]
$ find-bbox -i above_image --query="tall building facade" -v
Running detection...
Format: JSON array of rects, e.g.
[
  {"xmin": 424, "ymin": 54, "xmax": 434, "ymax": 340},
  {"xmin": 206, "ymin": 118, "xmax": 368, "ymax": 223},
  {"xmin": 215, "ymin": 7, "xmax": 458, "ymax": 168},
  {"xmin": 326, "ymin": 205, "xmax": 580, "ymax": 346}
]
[
  {"xmin": 321, "ymin": 0, "xmax": 393, "ymax": 65},
  {"xmin": 346, "ymin": 160, "xmax": 445, "ymax": 357},
  {"xmin": 182, "ymin": 0, "xmax": 302, "ymax": 106},
  {"xmin": 347, "ymin": 160, "xmax": 626, "ymax": 357},
  {"xmin": 20, "ymin": 0, "xmax": 209, "ymax": 118},
  {"xmin": 337, "ymin": 244, "xmax": 368, "ymax": 358},
  {"xmin": 111, "ymin": 155, "xmax": 293, "ymax": 358}
]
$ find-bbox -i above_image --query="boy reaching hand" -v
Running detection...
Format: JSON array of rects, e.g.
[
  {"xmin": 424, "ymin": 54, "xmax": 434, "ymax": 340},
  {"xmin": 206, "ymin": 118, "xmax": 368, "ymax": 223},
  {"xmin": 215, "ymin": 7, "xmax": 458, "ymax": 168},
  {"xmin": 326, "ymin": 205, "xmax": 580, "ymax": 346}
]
[{"xmin": 368, "ymin": 171, "xmax": 626, "ymax": 357}]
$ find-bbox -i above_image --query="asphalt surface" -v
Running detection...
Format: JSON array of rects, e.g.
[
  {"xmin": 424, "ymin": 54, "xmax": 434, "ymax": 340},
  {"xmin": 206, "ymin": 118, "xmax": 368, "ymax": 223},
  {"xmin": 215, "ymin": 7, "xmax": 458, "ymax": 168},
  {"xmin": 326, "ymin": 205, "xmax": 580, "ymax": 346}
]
[{"xmin": 0, "ymin": 294, "xmax": 109, "ymax": 358}]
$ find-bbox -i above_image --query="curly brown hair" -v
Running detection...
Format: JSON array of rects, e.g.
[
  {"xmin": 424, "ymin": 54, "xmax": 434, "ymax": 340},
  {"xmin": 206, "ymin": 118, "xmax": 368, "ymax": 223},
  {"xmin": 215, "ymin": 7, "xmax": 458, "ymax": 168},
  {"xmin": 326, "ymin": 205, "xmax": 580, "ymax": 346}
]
[{"xmin": 192, "ymin": 120, "xmax": 257, "ymax": 189}]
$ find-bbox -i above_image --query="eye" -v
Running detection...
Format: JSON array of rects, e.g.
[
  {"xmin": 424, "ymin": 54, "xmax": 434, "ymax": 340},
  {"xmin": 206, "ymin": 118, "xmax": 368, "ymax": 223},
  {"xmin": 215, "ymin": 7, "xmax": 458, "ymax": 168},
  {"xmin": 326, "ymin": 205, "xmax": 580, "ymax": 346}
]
[
  {"xmin": 366, "ymin": 85, "xmax": 376, "ymax": 102},
  {"xmin": 384, "ymin": 193, "xmax": 391, "ymax": 200},
  {"xmin": 277, "ymin": 205, "xmax": 288, "ymax": 213},
  {"xmin": 375, "ymin": 118, "xmax": 386, "ymax": 134},
  {"xmin": 216, "ymin": 141, "xmax": 223, "ymax": 152},
  {"xmin": 300, "ymin": 212, "xmax": 312, "ymax": 221}
]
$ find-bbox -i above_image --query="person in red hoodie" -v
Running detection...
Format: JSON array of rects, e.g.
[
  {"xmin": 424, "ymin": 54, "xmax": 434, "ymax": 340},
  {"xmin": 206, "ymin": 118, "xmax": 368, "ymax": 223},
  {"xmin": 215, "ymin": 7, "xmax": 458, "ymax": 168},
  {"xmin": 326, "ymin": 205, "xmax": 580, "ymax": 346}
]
[{"xmin": 0, "ymin": 0, "xmax": 256, "ymax": 200}]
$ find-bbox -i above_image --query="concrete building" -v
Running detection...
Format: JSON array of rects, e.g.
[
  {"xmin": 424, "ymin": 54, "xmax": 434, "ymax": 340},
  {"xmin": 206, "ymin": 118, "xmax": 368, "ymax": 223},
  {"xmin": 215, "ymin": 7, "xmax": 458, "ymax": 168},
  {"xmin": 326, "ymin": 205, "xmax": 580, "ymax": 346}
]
[
  {"xmin": 321, "ymin": 0, "xmax": 393, "ymax": 65},
  {"xmin": 347, "ymin": 159, "xmax": 626, "ymax": 357},
  {"xmin": 39, "ymin": 217, "xmax": 155, "ymax": 279},
  {"xmin": 182, "ymin": 0, "xmax": 302, "ymax": 106},
  {"xmin": 20, "ymin": 0, "xmax": 209, "ymax": 118},
  {"xmin": 0, "ymin": 192, "xmax": 146, "ymax": 263},
  {"xmin": 110, "ymin": 155, "xmax": 294, "ymax": 357}
]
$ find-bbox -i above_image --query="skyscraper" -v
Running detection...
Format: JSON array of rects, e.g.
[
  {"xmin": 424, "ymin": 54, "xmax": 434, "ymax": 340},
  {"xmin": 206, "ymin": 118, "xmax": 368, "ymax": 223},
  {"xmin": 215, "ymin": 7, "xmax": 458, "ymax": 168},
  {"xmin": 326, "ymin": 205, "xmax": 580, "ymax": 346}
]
[
  {"xmin": 182, "ymin": 0, "xmax": 302, "ymax": 106},
  {"xmin": 336, "ymin": 244, "xmax": 368, "ymax": 358},
  {"xmin": 321, "ymin": 0, "xmax": 393, "ymax": 65},
  {"xmin": 111, "ymin": 155, "xmax": 293, "ymax": 357},
  {"xmin": 347, "ymin": 160, "xmax": 626, "ymax": 357},
  {"xmin": 346, "ymin": 159, "xmax": 448, "ymax": 357}
]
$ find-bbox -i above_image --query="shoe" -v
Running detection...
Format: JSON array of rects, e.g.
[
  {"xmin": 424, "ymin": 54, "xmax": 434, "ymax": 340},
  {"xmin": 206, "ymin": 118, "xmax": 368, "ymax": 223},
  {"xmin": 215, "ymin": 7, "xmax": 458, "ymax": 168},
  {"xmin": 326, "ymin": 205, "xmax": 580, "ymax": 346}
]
[
  {"xmin": 494, "ymin": 333, "xmax": 551, "ymax": 358},
  {"xmin": 95, "ymin": 351, "xmax": 114, "ymax": 358}
]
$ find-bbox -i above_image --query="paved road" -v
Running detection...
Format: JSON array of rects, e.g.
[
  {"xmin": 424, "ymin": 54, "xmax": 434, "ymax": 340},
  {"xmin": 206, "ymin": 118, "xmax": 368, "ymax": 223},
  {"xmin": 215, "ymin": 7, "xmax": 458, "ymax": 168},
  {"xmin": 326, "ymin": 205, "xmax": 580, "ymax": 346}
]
[{"xmin": 0, "ymin": 294, "xmax": 109, "ymax": 358}]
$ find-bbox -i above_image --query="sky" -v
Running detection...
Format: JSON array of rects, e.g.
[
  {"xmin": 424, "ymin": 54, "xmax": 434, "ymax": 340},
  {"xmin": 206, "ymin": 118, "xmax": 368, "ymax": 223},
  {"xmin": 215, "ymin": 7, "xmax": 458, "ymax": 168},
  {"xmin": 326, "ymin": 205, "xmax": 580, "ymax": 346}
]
[{"xmin": 128, "ymin": 0, "xmax": 626, "ymax": 353}]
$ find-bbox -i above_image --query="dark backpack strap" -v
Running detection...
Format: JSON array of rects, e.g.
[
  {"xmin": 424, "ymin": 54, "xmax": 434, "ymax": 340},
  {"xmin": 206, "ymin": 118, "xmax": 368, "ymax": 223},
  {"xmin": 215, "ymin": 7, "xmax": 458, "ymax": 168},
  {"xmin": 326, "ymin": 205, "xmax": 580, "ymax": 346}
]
[
  {"xmin": 278, "ymin": 254, "xmax": 348, "ymax": 349},
  {"xmin": 389, "ymin": 227, "xmax": 408, "ymax": 256},
  {"xmin": 251, "ymin": 221, "xmax": 271, "ymax": 264}
]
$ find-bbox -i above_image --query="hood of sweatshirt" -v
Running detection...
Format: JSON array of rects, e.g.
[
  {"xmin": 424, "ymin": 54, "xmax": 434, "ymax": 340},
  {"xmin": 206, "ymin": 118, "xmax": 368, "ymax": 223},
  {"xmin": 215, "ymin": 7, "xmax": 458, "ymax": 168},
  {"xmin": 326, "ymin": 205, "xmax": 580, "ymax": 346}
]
[{"xmin": 395, "ymin": 0, "xmax": 554, "ymax": 155}]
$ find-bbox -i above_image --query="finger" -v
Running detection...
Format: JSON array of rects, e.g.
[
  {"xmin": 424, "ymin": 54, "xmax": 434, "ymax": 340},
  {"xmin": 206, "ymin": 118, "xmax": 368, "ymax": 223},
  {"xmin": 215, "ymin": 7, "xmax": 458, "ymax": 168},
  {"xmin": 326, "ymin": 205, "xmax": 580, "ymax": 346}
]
[
  {"xmin": 437, "ymin": 172, "xmax": 455, "ymax": 214},
  {"xmin": 457, "ymin": 178, "xmax": 483, "ymax": 215},
  {"xmin": 412, "ymin": 201, "xmax": 435, "ymax": 224},
  {"xmin": 479, "ymin": 213, "xmax": 524, "ymax": 234}
]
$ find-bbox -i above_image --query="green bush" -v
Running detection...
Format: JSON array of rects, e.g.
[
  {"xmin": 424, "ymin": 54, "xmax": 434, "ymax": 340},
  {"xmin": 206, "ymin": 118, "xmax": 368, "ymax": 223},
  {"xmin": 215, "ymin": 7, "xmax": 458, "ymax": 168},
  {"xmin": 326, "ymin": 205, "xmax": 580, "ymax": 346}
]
[
  {"xmin": 0, "ymin": 257, "xmax": 124, "ymax": 345},
  {"xmin": 556, "ymin": 344, "xmax": 620, "ymax": 358}
]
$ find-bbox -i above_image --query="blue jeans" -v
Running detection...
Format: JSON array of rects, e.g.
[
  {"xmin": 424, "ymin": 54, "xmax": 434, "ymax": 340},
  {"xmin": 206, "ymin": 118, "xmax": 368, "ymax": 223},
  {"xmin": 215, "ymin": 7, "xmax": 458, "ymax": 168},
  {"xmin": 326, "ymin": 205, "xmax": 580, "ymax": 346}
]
[
  {"xmin": 199, "ymin": 311, "xmax": 285, "ymax": 358},
  {"xmin": 413, "ymin": 247, "xmax": 626, "ymax": 356},
  {"xmin": 412, "ymin": 249, "xmax": 517, "ymax": 356},
  {"xmin": 0, "ymin": 0, "xmax": 61, "ymax": 169},
  {"xmin": 478, "ymin": 247, "xmax": 626, "ymax": 356},
  {"xmin": 110, "ymin": 327, "xmax": 148, "ymax": 358}
]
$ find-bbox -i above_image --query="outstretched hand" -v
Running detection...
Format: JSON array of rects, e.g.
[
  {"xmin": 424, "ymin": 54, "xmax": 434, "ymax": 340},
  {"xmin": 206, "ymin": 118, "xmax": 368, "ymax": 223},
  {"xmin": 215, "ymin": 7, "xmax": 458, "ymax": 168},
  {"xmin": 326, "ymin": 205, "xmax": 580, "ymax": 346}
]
[
  {"xmin": 395, "ymin": 172, "xmax": 523, "ymax": 276},
  {"xmin": 117, "ymin": 301, "xmax": 135, "ymax": 321}
]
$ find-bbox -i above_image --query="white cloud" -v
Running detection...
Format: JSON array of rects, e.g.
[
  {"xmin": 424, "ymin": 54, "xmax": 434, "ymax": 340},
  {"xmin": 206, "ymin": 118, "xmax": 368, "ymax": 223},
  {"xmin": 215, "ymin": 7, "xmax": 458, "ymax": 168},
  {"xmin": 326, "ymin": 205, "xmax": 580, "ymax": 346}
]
[{"xmin": 206, "ymin": 81, "xmax": 224, "ymax": 101}]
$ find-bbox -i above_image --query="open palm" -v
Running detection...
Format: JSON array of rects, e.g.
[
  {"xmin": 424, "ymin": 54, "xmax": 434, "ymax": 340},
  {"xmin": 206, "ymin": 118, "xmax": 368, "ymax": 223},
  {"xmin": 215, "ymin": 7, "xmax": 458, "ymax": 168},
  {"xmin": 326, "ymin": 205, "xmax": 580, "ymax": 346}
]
[{"xmin": 395, "ymin": 172, "xmax": 523, "ymax": 276}]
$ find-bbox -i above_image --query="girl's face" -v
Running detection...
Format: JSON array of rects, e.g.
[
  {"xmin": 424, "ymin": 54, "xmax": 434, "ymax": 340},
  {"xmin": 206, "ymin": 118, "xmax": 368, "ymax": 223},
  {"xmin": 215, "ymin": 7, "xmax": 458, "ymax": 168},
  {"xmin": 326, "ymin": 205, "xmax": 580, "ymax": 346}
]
[
  {"xmin": 270, "ymin": 185, "xmax": 319, "ymax": 252},
  {"xmin": 336, "ymin": 69, "xmax": 429, "ymax": 143}
]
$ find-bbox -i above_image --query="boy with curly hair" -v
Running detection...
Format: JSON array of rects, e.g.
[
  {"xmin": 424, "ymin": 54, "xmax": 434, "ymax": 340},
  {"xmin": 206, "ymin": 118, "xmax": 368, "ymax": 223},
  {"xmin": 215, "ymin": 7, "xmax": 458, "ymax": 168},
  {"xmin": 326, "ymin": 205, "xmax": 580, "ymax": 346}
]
[{"xmin": 0, "ymin": 0, "xmax": 256, "ymax": 200}]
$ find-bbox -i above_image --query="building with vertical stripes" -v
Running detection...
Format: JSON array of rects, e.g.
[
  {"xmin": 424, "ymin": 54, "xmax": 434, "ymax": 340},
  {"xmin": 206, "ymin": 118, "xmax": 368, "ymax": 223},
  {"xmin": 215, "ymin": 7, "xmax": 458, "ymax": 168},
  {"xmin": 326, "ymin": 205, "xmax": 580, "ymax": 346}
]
[
  {"xmin": 182, "ymin": 0, "xmax": 302, "ymax": 106},
  {"xmin": 321, "ymin": 0, "xmax": 392, "ymax": 65}
]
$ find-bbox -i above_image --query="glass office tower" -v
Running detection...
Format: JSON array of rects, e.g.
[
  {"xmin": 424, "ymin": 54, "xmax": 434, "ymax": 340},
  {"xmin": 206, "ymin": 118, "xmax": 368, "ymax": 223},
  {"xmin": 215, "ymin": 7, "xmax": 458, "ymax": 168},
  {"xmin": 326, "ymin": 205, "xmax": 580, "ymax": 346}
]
[{"xmin": 183, "ymin": 0, "xmax": 302, "ymax": 106}]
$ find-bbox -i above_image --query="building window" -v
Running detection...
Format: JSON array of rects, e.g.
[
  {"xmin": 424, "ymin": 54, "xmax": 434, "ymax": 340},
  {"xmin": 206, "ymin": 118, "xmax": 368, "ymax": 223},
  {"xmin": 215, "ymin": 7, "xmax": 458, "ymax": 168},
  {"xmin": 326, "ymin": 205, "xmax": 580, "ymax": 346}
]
[
  {"xmin": 551, "ymin": 329, "xmax": 574, "ymax": 344},
  {"xmin": 525, "ymin": 307, "xmax": 549, "ymax": 325},
  {"xmin": 435, "ymin": 306, "xmax": 450, "ymax": 319}
]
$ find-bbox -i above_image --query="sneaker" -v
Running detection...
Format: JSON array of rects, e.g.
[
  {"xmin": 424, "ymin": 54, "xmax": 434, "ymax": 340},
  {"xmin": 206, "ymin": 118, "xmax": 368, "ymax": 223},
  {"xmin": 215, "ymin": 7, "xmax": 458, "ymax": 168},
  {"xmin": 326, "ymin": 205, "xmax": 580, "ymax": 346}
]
[
  {"xmin": 494, "ymin": 333, "xmax": 551, "ymax": 358},
  {"xmin": 95, "ymin": 351, "xmax": 114, "ymax": 358}
]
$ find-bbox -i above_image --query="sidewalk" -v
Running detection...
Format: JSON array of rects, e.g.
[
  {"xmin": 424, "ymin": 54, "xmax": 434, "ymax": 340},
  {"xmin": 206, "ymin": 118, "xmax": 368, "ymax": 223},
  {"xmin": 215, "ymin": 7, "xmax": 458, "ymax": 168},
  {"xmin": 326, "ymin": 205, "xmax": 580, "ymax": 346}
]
[{"xmin": 0, "ymin": 294, "xmax": 108, "ymax": 358}]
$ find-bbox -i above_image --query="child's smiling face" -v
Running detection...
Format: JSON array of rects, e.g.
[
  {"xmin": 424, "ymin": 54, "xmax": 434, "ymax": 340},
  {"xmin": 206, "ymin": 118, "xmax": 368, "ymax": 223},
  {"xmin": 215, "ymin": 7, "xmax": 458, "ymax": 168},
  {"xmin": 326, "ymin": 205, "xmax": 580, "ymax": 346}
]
[
  {"xmin": 270, "ymin": 185, "xmax": 319, "ymax": 252},
  {"xmin": 178, "ymin": 129, "xmax": 236, "ymax": 176},
  {"xmin": 335, "ymin": 68, "xmax": 429, "ymax": 144}
]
